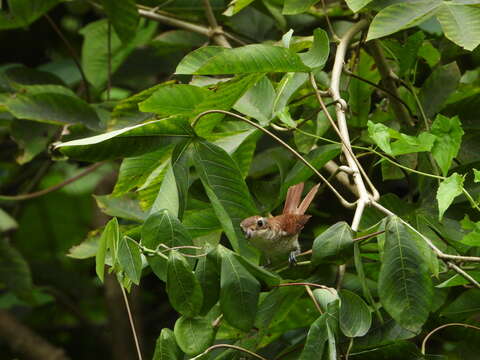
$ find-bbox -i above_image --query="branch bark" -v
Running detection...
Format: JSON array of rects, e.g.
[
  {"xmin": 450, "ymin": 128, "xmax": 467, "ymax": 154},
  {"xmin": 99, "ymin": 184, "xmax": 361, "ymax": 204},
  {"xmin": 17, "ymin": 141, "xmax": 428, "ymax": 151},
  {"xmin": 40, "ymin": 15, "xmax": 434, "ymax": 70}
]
[{"xmin": 0, "ymin": 309, "xmax": 70, "ymax": 360}]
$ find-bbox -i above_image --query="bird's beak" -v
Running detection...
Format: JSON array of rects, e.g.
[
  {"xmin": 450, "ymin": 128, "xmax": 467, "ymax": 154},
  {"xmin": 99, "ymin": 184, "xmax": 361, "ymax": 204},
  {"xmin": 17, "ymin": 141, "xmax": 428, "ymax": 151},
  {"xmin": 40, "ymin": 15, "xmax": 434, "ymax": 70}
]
[{"xmin": 244, "ymin": 228, "xmax": 252, "ymax": 239}]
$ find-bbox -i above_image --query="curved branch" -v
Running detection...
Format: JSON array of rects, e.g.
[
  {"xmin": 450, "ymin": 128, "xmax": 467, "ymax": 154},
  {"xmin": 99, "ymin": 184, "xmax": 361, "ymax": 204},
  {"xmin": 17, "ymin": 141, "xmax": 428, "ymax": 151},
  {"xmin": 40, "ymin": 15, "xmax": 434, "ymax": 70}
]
[
  {"xmin": 421, "ymin": 323, "xmax": 480, "ymax": 355},
  {"xmin": 0, "ymin": 162, "xmax": 105, "ymax": 202},
  {"xmin": 190, "ymin": 344, "xmax": 268, "ymax": 360}
]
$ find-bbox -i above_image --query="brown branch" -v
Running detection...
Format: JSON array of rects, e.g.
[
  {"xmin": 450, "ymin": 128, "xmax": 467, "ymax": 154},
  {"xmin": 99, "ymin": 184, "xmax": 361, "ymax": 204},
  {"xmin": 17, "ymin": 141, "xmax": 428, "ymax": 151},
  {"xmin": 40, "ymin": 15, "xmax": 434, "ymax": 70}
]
[
  {"xmin": 421, "ymin": 322, "xmax": 480, "ymax": 355},
  {"xmin": 190, "ymin": 344, "xmax": 268, "ymax": 360},
  {"xmin": 0, "ymin": 162, "xmax": 105, "ymax": 201},
  {"xmin": 0, "ymin": 309, "xmax": 70, "ymax": 360},
  {"xmin": 202, "ymin": 0, "xmax": 231, "ymax": 48}
]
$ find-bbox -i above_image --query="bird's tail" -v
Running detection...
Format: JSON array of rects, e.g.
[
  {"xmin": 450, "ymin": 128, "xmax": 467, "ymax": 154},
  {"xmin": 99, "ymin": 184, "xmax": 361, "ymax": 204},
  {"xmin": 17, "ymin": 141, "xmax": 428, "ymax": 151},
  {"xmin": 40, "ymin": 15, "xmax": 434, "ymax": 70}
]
[{"xmin": 283, "ymin": 183, "xmax": 320, "ymax": 215}]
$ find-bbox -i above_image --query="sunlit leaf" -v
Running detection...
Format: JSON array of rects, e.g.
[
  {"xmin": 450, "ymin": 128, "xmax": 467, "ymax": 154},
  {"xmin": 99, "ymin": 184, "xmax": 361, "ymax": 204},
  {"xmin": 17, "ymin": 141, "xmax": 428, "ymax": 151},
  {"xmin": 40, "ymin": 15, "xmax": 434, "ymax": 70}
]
[
  {"xmin": 96, "ymin": 217, "xmax": 119, "ymax": 282},
  {"xmin": 436, "ymin": 3, "xmax": 480, "ymax": 51},
  {"xmin": 437, "ymin": 173, "xmax": 464, "ymax": 221},
  {"xmin": 117, "ymin": 236, "xmax": 142, "ymax": 285},
  {"xmin": 430, "ymin": 115, "xmax": 463, "ymax": 176},
  {"xmin": 174, "ymin": 316, "xmax": 214, "ymax": 355}
]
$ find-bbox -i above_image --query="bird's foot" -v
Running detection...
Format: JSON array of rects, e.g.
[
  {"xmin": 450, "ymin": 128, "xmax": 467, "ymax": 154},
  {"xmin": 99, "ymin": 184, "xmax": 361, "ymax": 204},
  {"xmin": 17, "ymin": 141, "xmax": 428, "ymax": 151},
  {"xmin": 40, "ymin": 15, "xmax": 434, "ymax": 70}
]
[{"xmin": 288, "ymin": 251, "xmax": 298, "ymax": 266}]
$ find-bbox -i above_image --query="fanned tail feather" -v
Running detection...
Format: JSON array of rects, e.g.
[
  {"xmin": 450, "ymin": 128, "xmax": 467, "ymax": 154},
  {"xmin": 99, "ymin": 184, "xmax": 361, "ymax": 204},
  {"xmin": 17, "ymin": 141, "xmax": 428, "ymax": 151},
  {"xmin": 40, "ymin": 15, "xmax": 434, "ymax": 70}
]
[{"xmin": 283, "ymin": 183, "xmax": 304, "ymax": 214}]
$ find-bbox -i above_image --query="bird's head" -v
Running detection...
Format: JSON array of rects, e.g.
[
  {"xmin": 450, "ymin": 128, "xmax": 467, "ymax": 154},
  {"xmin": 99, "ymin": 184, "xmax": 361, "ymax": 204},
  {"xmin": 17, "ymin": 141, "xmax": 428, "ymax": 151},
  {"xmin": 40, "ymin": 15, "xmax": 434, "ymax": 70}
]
[{"xmin": 240, "ymin": 216, "xmax": 269, "ymax": 240}]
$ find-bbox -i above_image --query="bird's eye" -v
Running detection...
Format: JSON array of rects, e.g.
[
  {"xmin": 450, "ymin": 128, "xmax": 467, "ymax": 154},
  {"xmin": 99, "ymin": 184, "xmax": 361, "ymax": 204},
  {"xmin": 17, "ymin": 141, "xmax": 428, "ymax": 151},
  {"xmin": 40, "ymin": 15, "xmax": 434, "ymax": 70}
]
[{"xmin": 256, "ymin": 218, "xmax": 264, "ymax": 227}]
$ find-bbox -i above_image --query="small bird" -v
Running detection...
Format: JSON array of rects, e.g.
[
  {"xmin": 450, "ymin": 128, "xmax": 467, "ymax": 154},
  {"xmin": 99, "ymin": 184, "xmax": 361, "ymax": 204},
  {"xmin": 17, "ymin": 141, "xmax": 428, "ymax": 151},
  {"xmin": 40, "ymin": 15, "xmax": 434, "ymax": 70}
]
[{"xmin": 240, "ymin": 182, "xmax": 320, "ymax": 265}]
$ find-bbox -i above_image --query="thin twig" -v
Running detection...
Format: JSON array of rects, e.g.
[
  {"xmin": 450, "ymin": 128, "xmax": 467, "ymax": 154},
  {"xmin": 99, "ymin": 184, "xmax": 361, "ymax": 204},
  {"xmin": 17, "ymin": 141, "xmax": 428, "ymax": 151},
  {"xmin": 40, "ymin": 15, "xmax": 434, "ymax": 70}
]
[
  {"xmin": 120, "ymin": 285, "xmax": 143, "ymax": 360},
  {"xmin": 421, "ymin": 323, "xmax": 480, "ymax": 355},
  {"xmin": 277, "ymin": 282, "xmax": 335, "ymax": 293},
  {"xmin": 352, "ymin": 230, "xmax": 385, "ymax": 243},
  {"xmin": 138, "ymin": 8, "xmax": 211, "ymax": 36},
  {"xmin": 305, "ymin": 285, "xmax": 323, "ymax": 314},
  {"xmin": 44, "ymin": 14, "xmax": 91, "ymax": 102},
  {"xmin": 190, "ymin": 344, "xmax": 268, "ymax": 360},
  {"xmin": 320, "ymin": 0, "xmax": 339, "ymax": 42},
  {"xmin": 0, "ymin": 162, "xmax": 105, "ymax": 201},
  {"xmin": 192, "ymin": 109, "xmax": 356, "ymax": 208},
  {"xmin": 447, "ymin": 262, "xmax": 480, "ymax": 289}
]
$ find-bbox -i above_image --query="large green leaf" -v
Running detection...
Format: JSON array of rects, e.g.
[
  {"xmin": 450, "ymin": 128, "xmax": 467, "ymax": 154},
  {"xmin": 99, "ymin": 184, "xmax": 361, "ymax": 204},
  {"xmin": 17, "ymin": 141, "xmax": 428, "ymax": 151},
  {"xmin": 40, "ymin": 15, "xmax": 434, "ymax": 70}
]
[
  {"xmin": 366, "ymin": 0, "xmax": 441, "ymax": 41},
  {"xmin": 96, "ymin": 217, "xmax": 119, "ymax": 282},
  {"xmin": 141, "ymin": 210, "xmax": 194, "ymax": 281},
  {"xmin": 176, "ymin": 44, "xmax": 310, "ymax": 75},
  {"xmin": 150, "ymin": 163, "xmax": 180, "ymax": 217},
  {"xmin": 139, "ymin": 84, "xmax": 210, "ymax": 116},
  {"xmin": 0, "ymin": 0, "xmax": 60, "ymax": 29},
  {"xmin": 195, "ymin": 252, "xmax": 220, "ymax": 315},
  {"xmin": 117, "ymin": 236, "xmax": 142, "ymax": 285},
  {"xmin": 378, "ymin": 217, "xmax": 433, "ymax": 333},
  {"xmin": 80, "ymin": 19, "xmax": 156, "ymax": 89},
  {"xmin": 173, "ymin": 316, "xmax": 215, "ymax": 355},
  {"xmin": 166, "ymin": 250, "xmax": 203, "ymax": 317},
  {"xmin": 0, "ymin": 239, "xmax": 33, "ymax": 300},
  {"xmin": 436, "ymin": 173, "xmax": 464, "ymax": 221},
  {"xmin": 312, "ymin": 222, "xmax": 354, "ymax": 265},
  {"xmin": 441, "ymin": 289, "xmax": 480, "ymax": 319},
  {"xmin": 220, "ymin": 251, "xmax": 260, "ymax": 331},
  {"xmin": 418, "ymin": 62, "xmax": 461, "ymax": 119},
  {"xmin": 94, "ymin": 194, "xmax": 147, "ymax": 222},
  {"xmin": 283, "ymin": 0, "xmax": 318, "ymax": 15},
  {"xmin": 112, "ymin": 145, "xmax": 174, "ymax": 196},
  {"xmin": 338, "ymin": 289, "xmax": 372, "ymax": 337},
  {"xmin": 345, "ymin": 0, "xmax": 373, "ymax": 12},
  {"xmin": 233, "ymin": 252, "xmax": 281, "ymax": 287},
  {"xmin": 299, "ymin": 314, "xmax": 330, "ymax": 360},
  {"xmin": 54, "ymin": 117, "xmax": 195, "ymax": 161},
  {"xmin": 193, "ymin": 73, "xmax": 264, "ymax": 136},
  {"xmin": 193, "ymin": 139, "xmax": 258, "ymax": 257},
  {"xmin": 430, "ymin": 115, "xmax": 464, "ymax": 176},
  {"xmin": 436, "ymin": 3, "xmax": 480, "ymax": 51},
  {"xmin": 0, "ymin": 209, "xmax": 17, "ymax": 232},
  {"xmin": 152, "ymin": 328, "xmax": 182, "ymax": 360},
  {"xmin": 101, "ymin": 0, "xmax": 139, "ymax": 43},
  {"xmin": 272, "ymin": 72, "xmax": 308, "ymax": 115},
  {"xmin": 234, "ymin": 75, "xmax": 276, "ymax": 125},
  {"xmin": 5, "ymin": 85, "xmax": 100, "ymax": 129}
]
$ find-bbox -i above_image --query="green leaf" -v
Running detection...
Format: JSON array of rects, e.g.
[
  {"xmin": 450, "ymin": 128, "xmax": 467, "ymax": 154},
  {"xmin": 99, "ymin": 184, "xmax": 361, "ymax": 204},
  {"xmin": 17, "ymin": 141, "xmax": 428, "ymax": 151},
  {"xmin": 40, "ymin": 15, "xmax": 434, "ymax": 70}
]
[
  {"xmin": 255, "ymin": 286, "xmax": 304, "ymax": 329},
  {"xmin": 195, "ymin": 253, "xmax": 220, "ymax": 314},
  {"xmin": 80, "ymin": 19, "xmax": 156, "ymax": 89},
  {"xmin": 430, "ymin": 115, "xmax": 464, "ymax": 176},
  {"xmin": 441, "ymin": 289, "xmax": 480, "ymax": 319},
  {"xmin": 273, "ymin": 72, "xmax": 308, "ymax": 114},
  {"xmin": 390, "ymin": 132, "xmax": 436, "ymax": 156},
  {"xmin": 345, "ymin": 0, "xmax": 373, "ymax": 13},
  {"xmin": 67, "ymin": 235, "xmax": 98, "ymax": 260},
  {"xmin": 299, "ymin": 314, "xmax": 329, "ymax": 360},
  {"xmin": 312, "ymin": 222, "xmax": 354, "ymax": 265},
  {"xmin": 95, "ymin": 194, "xmax": 147, "ymax": 222},
  {"xmin": 101, "ymin": 0, "xmax": 139, "ymax": 43},
  {"xmin": 378, "ymin": 217, "xmax": 433, "ymax": 333},
  {"xmin": 349, "ymin": 51, "xmax": 380, "ymax": 127},
  {"xmin": 96, "ymin": 217, "xmax": 119, "ymax": 282},
  {"xmin": 175, "ymin": 46, "xmax": 225, "ymax": 75},
  {"xmin": 474, "ymin": 169, "xmax": 480, "ymax": 183},
  {"xmin": 338, "ymin": 289, "xmax": 372, "ymax": 337},
  {"xmin": 112, "ymin": 146, "xmax": 174, "ymax": 196},
  {"xmin": 419, "ymin": 62, "xmax": 461, "ymax": 119},
  {"xmin": 220, "ymin": 251, "xmax": 260, "ymax": 331},
  {"xmin": 224, "ymin": 0, "xmax": 256, "ymax": 16},
  {"xmin": 167, "ymin": 250, "xmax": 203, "ymax": 317},
  {"xmin": 193, "ymin": 139, "xmax": 258, "ymax": 257},
  {"xmin": 173, "ymin": 316, "xmax": 215, "ymax": 355},
  {"xmin": 299, "ymin": 28, "xmax": 330, "ymax": 69},
  {"xmin": 152, "ymin": 328, "xmax": 182, "ymax": 360},
  {"xmin": 0, "ymin": 208, "xmax": 17, "ymax": 232},
  {"xmin": 366, "ymin": 0, "xmax": 441, "ymax": 41},
  {"xmin": 436, "ymin": 173, "xmax": 464, "ymax": 221},
  {"xmin": 0, "ymin": 0, "xmax": 60, "ymax": 29},
  {"xmin": 233, "ymin": 252, "xmax": 281, "ymax": 287},
  {"xmin": 283, "ymin": 0, "xmax": 318, "ymax": 15},
  {"xmin": 117, "ymin": 236, "xmax": 142, "ymax": 285},
  {"xmin": 54, "ymin": 117, "xmax": 195, "ymax": 162},
  {"xmin": 280, "ymin": 144, "xmax": 341, "ymax": 198},
  {"xmin": 141, "ymin": 210, "xmax": 194, "ymax": 281},
  {"xmin": 183, "ymin": 207, "xmax": 222, "ymax": 239},
  {"xmin": 0, "ymin": 239, "xmax": 33, "ymax": 300},
  {"xmin": 234, "ymin": 75, "xmax": 276, "ymax": 125},
  {"xmin": 194, "ymin": 74, "xmax": 264, "ymax": 136},
  {"xmin": 176, "ymin": 44, "xmax": 310, "ymax": 75},
  {"xmin": 436, "ymin": 270, "xmax": 480, "ymax": 288},
  {"xmin": 150, "ymin": 163, "xmax": 180, "ymax": 217},
  {"xmin": 139, "ymin": 85, "xmax": 210, "ymax": 116},
  {"xmin": 367, "ymin": 121, "xmax": 394, "ymax": 154},
  {"xmin": 5, "ymin": 85, "xmax": 100, "ymax": 129},
  {"xmin": 436, "ymin": 3, "xmax": 480, "ymax": 51}
]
